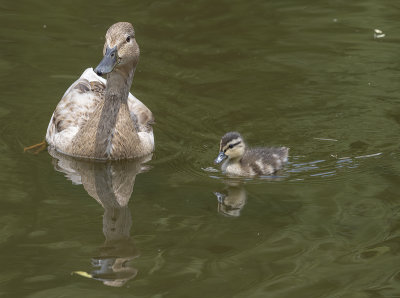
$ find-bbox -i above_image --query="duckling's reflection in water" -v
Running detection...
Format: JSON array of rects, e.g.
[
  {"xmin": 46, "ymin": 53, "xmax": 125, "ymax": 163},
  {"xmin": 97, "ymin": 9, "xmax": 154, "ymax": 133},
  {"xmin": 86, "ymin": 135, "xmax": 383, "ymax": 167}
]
[
  {"xmin": 214, "ymin": 175, "xmax": 287, "ymax": 217},
  {"xmin": 214, "ymin": 182, "xmax": 247, "ymax": 217},
  {"xmin": 49, "ymin": 148, "xmax": 152, "ymax": 287}
]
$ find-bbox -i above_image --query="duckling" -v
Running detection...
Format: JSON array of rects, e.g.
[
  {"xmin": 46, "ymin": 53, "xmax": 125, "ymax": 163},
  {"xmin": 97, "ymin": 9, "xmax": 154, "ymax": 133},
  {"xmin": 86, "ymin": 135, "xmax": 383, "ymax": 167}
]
[
  {"xmin": 214, "ymin": 132, "xmax": 289, "ymax": 176},
  {"xmin": 45, "ymin": 22, "xmax": 154, "ymax": 160}
]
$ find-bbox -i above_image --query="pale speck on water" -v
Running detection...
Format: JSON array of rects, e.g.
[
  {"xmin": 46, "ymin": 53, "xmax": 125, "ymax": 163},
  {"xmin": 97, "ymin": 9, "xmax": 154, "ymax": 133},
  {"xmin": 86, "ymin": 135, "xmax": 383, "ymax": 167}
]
[{"xmin": 374, "ymin": 28, "xmax": 385, "ymax": 39}]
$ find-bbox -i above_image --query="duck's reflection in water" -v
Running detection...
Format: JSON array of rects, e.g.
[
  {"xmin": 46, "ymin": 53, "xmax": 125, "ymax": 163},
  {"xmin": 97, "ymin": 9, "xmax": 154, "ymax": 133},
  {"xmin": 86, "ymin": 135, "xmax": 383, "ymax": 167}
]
[
  {"xmin": 49, "ymin": 149, "xmax": 152, "ymax": 287},
  {"xmin": 214, "ymin": 181, "xmax": 247, "ymax": 217}
]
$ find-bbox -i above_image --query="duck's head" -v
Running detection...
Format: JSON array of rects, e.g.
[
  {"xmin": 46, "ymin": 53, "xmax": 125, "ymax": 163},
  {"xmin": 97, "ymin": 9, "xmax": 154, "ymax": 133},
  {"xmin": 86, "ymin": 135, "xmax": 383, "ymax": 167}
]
[
  {"xmin": 214, "ymin": 132, "xmax": 246, "ymax": 164},
  {"xmin": 95, "ymin": 22, "xmax": 139, "ymax": 76}
]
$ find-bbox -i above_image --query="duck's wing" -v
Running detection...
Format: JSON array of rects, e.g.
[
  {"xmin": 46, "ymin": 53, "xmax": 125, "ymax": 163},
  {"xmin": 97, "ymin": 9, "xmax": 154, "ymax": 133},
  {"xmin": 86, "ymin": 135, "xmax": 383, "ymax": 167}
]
[
  {"xmin": 126, "ymin": 88, "xmax": 155, "ymax": 151},
  {"xmin": 45, "ymin": 68, "xmax": 106, "ymax": 147},
  {"xmin": 127, "ymin": 93, "xmax": 154, "ymax": 133}
]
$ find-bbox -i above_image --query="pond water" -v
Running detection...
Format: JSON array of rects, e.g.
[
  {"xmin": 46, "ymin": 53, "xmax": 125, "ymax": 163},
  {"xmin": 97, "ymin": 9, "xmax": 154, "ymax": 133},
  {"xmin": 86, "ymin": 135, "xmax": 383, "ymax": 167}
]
[{"xmin": 1, "ymin": 0, "xmax": 400, "ymax": 297}]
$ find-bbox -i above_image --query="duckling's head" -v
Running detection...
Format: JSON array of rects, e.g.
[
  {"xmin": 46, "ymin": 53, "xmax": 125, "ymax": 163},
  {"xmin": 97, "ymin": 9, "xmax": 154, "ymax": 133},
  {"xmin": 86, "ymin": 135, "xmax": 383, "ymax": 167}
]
[
  {"xmin": 95, "ymin": 22, "xmax": 140, "ymax": 76},
  {"xmin": 214, "ymin": 132, "xmax": 246, "ymax": 164}
]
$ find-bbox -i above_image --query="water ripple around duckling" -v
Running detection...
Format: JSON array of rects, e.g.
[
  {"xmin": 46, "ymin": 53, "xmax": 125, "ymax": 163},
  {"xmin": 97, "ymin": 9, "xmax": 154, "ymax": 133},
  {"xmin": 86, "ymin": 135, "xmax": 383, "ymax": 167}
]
[{"xmin": 203, "ymin": 150, "xmax": 387, "ymax": 186}]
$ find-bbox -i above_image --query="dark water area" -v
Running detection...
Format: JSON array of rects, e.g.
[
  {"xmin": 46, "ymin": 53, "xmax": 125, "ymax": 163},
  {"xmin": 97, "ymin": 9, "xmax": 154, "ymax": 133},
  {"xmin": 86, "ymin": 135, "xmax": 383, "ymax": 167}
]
[{"xmin": 1, "ymin": 0, "xmax": 400, "ymax": 297}]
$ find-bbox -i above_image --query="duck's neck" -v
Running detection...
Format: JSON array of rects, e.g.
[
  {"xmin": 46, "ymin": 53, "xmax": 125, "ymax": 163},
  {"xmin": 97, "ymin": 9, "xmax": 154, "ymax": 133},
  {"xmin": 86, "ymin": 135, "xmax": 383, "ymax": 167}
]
[
  {"xmin": 105, "ymin": 65, "xmax": 135, "ymax": 101},
  {"xmin": 71, "ymin": 64, "xmax": 139, "ymax": 159},
  {"xmin": 92, "ymin": 65, "xmax": 136, "ymax": 158}
]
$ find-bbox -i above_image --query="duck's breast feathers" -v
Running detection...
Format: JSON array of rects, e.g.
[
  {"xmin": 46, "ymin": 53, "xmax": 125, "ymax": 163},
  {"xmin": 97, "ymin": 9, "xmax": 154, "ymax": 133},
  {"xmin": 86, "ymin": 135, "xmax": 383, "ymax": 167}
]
[
  {"xmin": 68, "ymin": 68, "xmax": 154, "ymax": 134},
  {"xmin": 46, "ymin": 68, "xmax": 154, "ymax": 153}
]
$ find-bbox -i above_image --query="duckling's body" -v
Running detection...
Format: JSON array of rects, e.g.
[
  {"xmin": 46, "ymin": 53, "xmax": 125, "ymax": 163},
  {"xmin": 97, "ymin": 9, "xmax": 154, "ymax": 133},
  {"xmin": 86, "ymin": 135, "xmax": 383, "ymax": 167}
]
[
  {"xmin": 221, "ymin": 147, "xmax": 289, "ymax": 176},
  {"xmin": 46, "ymin": 22, "xmax": 154, "ymax": 160},
  {"xmin": 214, "ymin": 132, "xmax": 288, "ymax": 176}
]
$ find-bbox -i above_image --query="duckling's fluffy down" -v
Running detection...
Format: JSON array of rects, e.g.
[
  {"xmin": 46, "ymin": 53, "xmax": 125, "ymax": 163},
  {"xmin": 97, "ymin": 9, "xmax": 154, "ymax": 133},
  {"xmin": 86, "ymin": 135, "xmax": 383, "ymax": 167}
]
[{"xmin": 241, "ymin": 147, "xmax": 289, "ymax": 175}]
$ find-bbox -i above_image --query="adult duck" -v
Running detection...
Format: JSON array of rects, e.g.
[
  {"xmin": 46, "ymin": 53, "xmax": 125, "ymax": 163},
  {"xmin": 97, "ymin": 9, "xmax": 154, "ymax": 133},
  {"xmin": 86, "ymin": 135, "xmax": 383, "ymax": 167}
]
[{"xmin": 45, "ymin": 22, "xmax": 154, "ymax": 159}]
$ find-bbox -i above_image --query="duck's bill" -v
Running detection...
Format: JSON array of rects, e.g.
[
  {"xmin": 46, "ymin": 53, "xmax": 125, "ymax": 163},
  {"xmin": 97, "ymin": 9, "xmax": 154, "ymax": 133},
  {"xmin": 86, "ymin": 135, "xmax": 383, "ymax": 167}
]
[
  {"xmin": 214, "ymin": 152, "xmax": 227, "ymax": 164},
  {"xmin": 94, "ymin": 46, "xmax": 118, "ymax": 76}
]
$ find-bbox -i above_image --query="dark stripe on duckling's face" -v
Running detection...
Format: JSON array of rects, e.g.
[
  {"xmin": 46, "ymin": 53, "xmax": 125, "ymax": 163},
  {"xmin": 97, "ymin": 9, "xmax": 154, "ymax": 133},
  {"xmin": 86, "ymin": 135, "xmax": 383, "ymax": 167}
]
[
  {"xmin": 216, "ymin": 139, "xmax": 243, "ymax": 164},
  {"xmin": 221, "ymin": 138, "xmax": 242, "ymax": 151},
  {"xmin": 223, "ymin": 141, "xmax": 241, "ymax": 153},
  {"xmin": 216, "ymin": 133, "xmax": 245, "ymax": 164},
  {"xmin": 220, "ymin": 132, "xmax": 242, "ymax": 148}
]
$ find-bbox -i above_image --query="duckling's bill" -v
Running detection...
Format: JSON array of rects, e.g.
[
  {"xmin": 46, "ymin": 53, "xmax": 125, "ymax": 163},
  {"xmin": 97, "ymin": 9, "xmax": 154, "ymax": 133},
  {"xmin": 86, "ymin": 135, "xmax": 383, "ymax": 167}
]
[
  {"xmin": 94, "ymin": 46, "xmax": 118, "ymax": 76},
  {"xmin": 214, "ymin": 152, "xmax": 227, "ymax": 164}
]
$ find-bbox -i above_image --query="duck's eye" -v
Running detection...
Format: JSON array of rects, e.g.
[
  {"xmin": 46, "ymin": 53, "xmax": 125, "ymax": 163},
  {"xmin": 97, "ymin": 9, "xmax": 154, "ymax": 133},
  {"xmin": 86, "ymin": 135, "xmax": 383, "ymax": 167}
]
[
  {"xmin": 126, "ymin": 36, "xmax": 131, "ymax": 43},
  {"xmin": 228, "ymin": 144, "xmax": 234, "ymax": 149}
]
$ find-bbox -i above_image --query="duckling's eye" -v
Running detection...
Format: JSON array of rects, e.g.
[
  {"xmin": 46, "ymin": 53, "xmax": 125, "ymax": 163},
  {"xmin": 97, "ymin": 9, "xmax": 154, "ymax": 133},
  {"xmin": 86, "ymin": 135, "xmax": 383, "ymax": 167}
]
[
  {"xmin": 126, "ymin": 36, "xmax": 131, "ymax": 43},
  {"xmin": 228, "ymin": 144, "xmax": 234, "ymax": 149}
]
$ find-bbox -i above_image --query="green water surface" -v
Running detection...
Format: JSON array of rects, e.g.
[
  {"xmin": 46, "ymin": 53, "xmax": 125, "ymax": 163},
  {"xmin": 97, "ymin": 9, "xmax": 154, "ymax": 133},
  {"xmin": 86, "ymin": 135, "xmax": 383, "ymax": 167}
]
[{"xmin": 1, "ymin": 0, "xmax": 400, "ymax": 297}]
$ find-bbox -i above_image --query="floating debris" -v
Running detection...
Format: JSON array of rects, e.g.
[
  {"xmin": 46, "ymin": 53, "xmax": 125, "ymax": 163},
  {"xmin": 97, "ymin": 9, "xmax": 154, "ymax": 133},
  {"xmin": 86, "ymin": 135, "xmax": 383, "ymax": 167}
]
[
  {"xmin": 314, "ymin": 137, "xmax": 338, "ymax": 142},
  {"xmin": 355, "ymin": 152, "xmax": 382, "ymax": 159},
  {"xmin": 374, "ymin": 29, "xmax": 385, "ymax": 39},
  {"xmin": 72, "ymin": 271, "xmax": 93, "ymax": 279}
]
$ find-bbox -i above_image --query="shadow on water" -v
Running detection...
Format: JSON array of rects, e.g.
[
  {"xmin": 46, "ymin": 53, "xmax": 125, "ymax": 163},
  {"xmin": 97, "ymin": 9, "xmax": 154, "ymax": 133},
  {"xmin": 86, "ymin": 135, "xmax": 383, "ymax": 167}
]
[{"xmin": 49, "ymin": 148, "xmax": 152, "ymax": 287}]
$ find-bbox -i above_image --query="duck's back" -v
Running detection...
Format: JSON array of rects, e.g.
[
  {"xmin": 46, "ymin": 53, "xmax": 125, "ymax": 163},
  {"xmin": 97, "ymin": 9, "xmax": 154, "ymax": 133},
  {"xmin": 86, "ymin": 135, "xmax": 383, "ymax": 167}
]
[{"xmin": 241, "ymin": 147, "xmax": 289, "ymax": 175}]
